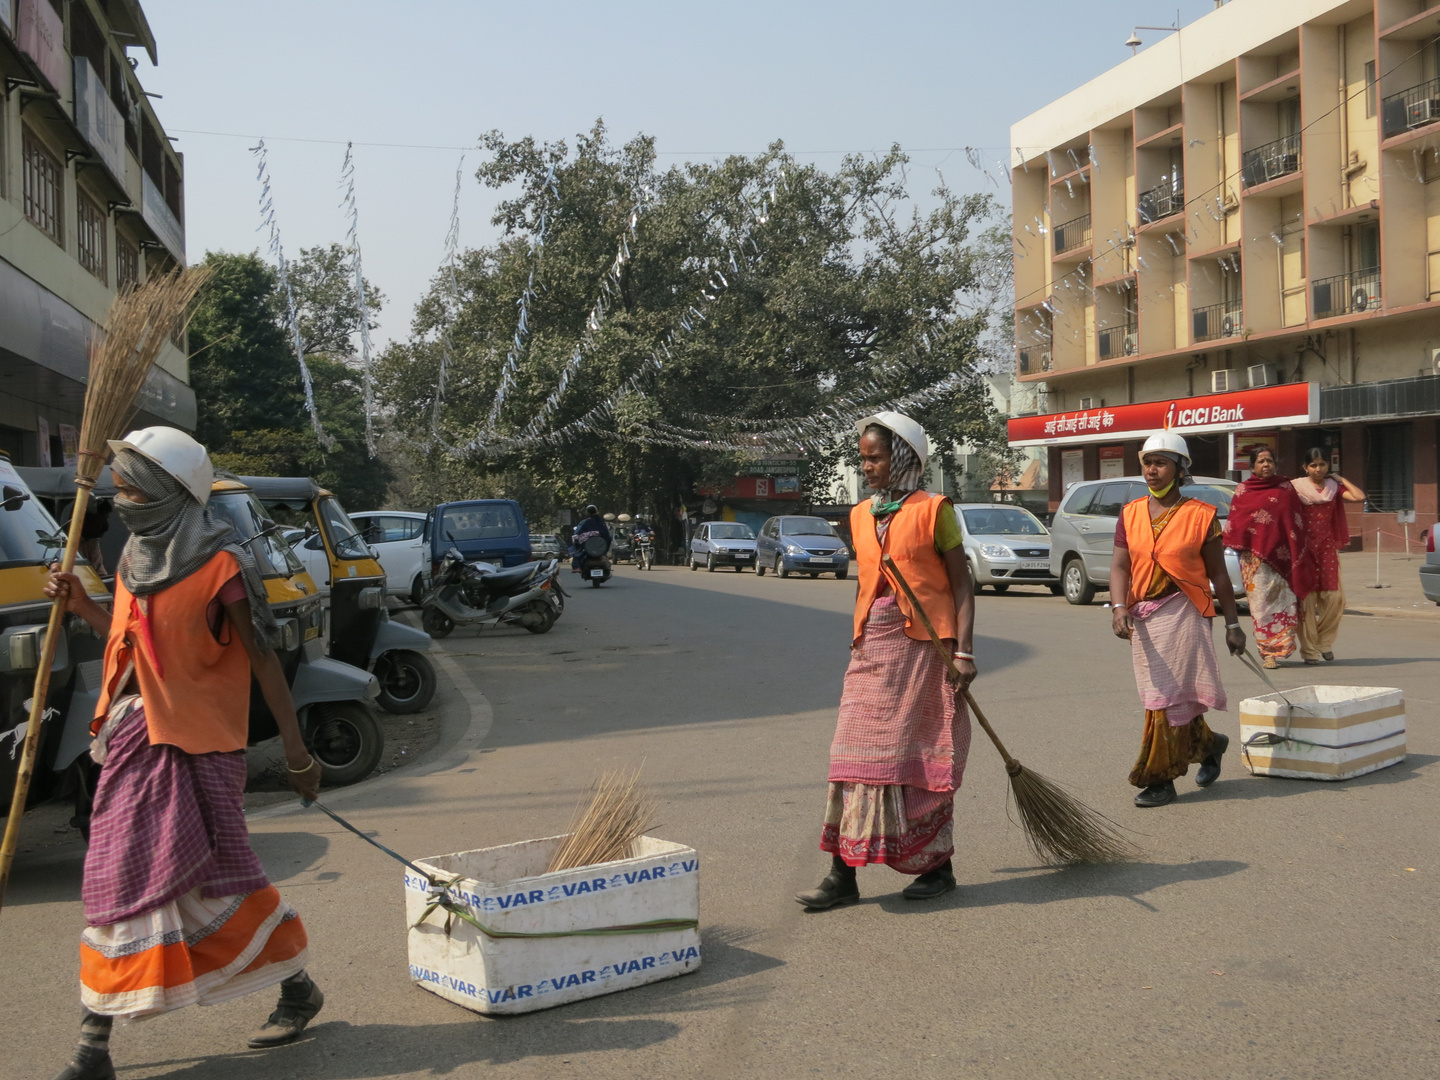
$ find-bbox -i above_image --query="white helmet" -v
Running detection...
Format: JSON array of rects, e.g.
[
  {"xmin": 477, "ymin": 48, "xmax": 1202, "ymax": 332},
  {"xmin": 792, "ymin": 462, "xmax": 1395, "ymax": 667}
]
[
  {"xmin": 108, "ymin": 426, "xmax": 214, "ymax": 504},
  {"xmin": 1140, "ymin": 431, "xmax": 1191, "ymax": 470},
  {"xmin": 856, "ymin": 411, "xmax": 929, "ymax": 470}
]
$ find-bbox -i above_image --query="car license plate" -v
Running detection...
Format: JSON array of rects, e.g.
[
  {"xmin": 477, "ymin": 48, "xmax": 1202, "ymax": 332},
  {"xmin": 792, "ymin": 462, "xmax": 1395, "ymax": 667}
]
[
  {"xmin": 1021, "ymin": 560, "xmax": 1049, "ymax": 570},
  {"xmin": 589, "ymin": 569, "xmax": 604, "ymax": 578},
  {"xmin": 735, "ymin": 552, "xmax": 752, "ymax": 558},
  {"xmin": 809, "ymin": 556, "xmax": 834, "ymax": 564}
]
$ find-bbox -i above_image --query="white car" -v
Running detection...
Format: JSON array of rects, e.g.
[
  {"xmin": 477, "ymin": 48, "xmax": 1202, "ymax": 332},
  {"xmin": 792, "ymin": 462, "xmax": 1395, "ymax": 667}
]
[{"xmin": 350, "ymin": 510, "xmax": 429, "ymax": 602}]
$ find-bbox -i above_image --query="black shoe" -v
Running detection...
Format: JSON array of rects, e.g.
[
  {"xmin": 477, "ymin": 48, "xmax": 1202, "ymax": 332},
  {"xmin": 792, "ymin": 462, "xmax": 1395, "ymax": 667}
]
[
  {"xmin": 901, "ymin": 861, "xmax": 957, "ymax": 901},
  {"xmin": 1195, "ymin": 732, "xmax": 1230, "ymax": 788},
  {"xmin": 1133, "ymin": 781, "xmax": 1177, "ymax": 807},
  {"xmin": 51, "ymin": 1058, "xmax": 116, "ymax": 1080},
  {"xmin": 795, "ymin": 860, "xmax": 859, "ymax": 910},
  {"xmin": 247, "ymin": 973, "xmax": 324, "ymax": 1048}
]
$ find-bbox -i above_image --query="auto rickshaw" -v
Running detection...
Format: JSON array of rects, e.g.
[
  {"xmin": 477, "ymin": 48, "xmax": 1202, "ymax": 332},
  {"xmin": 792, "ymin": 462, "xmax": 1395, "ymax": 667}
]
[
  {"xmin": 16, "ymin": 464, "xmax": 123, "ymax": 577},
  {"xmin": 208, "ymin": 476, "xmax": 386, "ymax": 785},
  {"xmin": 0, "ymin": 454, "xmax": 112, "ymax": 819},
  {"xmin": 243, "ymin": 477, "xmax": 437, "ymax": 715}
]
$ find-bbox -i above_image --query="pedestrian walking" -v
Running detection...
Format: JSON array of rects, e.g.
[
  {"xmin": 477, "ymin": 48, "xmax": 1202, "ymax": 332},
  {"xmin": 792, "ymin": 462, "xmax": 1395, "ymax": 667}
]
[
  {"xmin": 796, "ymin": 411, "xmax": 974, "ymax": 909},
  {"xmin": 1295, "ymin": 448, "xmax": 1365, "ymax": 664},
  {"xmin": 1223, "ymin": 446, "xmax": 1310, "ymax": 668},
  {"xmin": 42, "ymin": 428, "xmax": 324, "ymax": 1080},
  {"xmin": 1110, "ymin": 433, "xmax": 1246, "ymax": 808}
]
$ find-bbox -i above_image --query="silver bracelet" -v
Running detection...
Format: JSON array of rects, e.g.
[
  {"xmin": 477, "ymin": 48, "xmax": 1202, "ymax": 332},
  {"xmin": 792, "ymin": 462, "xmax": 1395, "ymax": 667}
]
[
  {"xmin": 953, "ymin": 651, "xmax": 976, "ymax": 662},
  {"xmin": 1225, "ymin": 622, "xmax": 1241, "ymax": 630}
]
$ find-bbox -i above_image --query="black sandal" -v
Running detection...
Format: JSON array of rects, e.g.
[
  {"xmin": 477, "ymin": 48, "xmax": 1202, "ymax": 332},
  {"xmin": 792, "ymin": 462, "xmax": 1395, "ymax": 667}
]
[{"xmin": 247, "ymin": 972, "xmax": 324, "ymax": 1048}]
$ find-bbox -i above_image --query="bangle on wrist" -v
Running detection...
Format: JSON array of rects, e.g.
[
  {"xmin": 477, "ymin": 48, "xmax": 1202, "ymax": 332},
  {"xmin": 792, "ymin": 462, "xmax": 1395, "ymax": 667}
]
[
  {"xmin": 1225, "ymin": 622, "xmax": 1241, "ymax": 630},
  {"xmin": 953, "ymin": 651, "xmax": 975, "ymax": 662},
  {"xmin": 287, "ymin": 757, "xmax": 316, "ymax": 774}
]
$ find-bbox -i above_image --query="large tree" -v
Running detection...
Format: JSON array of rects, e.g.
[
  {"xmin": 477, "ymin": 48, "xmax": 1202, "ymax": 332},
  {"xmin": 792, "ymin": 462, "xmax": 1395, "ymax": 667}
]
[
  {"xmin": 376, "ymin": 122, "xmax": 1008, "ymax": 545},
  {"xmin": 188, "ymin": 248, "xmax": 391, "ymax": 509}
]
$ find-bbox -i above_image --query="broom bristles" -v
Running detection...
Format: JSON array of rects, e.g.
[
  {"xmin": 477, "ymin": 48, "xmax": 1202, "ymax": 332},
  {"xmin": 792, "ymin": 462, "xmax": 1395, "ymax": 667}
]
[
  {"xmin": 1009, "ymin": 765, "xmax": 1139, "ymax": 866},
  {"xmin": 78, "ymin": 266, "xmax": 213, "ymax": 482},
  {"xmin": 546, "ymin": 767, "xmax": 656, "ymax": 874}
]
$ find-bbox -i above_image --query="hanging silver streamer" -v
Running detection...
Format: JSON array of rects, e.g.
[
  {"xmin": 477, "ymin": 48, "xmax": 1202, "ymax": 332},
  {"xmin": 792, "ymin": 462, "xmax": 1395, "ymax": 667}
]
[
  {"xmin": 430, "ymin": 154, "xmax": 466, "ymax": 443},
  {"xmin": 250, "ymin": 140, "xmax": 335, "ymax": 450},
  {"xmin": 339, "ymin": 143, "xmax": 377, "ymax": 458}
]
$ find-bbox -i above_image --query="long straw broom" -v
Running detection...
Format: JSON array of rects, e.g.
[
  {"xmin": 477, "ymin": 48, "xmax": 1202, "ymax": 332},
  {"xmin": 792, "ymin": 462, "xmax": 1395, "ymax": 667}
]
[
  {"xmin": 0, "ymin": 267, "xmax": 213, "ymax": 912},
  {"xmin": 547, "ymin": 767, "xmax": 656, "ymax": 873},
  {"xmin": 881, "ymin": 554, "xmax": 1138, "ymax": 866}
]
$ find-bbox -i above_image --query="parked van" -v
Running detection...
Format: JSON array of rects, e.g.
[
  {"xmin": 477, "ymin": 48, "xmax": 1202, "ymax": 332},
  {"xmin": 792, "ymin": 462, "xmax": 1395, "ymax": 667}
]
[{"xmin": 422, "ymin": 499, "xmax": 530, "ymax": 588}]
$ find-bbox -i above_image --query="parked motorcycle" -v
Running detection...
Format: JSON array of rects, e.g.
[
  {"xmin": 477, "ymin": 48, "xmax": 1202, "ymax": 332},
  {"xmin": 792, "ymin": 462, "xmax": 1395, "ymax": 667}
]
[
  {"xmin": 578, "ymin": 535, "xmax": 612, "ymax": 587},
  {"xmin": 421, "ymin": 549, "xmax": 566, "ymax": 638}
]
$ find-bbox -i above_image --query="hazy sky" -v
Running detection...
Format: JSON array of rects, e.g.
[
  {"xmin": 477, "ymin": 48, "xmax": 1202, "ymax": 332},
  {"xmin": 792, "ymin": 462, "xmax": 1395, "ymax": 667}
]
[{"xmin": 138, "ymin": 1, "xmax": 1221, "ymax": 344}]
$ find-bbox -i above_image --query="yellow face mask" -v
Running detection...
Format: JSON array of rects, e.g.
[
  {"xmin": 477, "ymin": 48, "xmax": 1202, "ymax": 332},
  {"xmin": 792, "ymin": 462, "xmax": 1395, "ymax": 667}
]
[{"xmin": 1147, "ymin": 479, "xmax": 1175, "ymax": 499}]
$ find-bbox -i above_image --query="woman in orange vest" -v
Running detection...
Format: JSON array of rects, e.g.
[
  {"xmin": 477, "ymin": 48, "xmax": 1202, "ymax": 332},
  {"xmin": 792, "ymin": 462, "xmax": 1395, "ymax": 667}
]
[
  {"xmin": 1109, "ymin": 432, "xmax": 1246, "ymax": 808},
  {"xmin": 43, "ymin": 428, "xmax": 324, "ymax": 1080},
  {"xmin": 796, "ymin": 412, "xmax": 975, "ymax": 910}
]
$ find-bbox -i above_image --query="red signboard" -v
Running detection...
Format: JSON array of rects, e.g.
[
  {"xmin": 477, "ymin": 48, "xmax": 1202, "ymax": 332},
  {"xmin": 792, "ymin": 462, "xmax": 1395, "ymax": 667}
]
[{"xmin": 1007, "ymin": 382, "xmax": 1317, "ymax": 447}]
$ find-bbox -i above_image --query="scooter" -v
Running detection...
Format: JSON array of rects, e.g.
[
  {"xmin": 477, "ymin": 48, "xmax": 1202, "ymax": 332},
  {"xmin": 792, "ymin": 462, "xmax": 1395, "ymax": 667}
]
[
  {"xmin": 243, "ymin": 476, "xmax": 437, "ymax": 716},
  {"xmin": 420, "ymin": 548, "xmax": 565, "ymax": 638},
  {"xmin": 578, "ymin": 535, "xmax": 612, "ymax": 587}
]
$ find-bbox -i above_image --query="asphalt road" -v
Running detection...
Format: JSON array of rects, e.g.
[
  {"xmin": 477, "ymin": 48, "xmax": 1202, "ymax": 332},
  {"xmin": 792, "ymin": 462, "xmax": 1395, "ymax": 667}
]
[{"xmin": 5, "ymin": 565, "xmax": 1438, "ymax": 1080}]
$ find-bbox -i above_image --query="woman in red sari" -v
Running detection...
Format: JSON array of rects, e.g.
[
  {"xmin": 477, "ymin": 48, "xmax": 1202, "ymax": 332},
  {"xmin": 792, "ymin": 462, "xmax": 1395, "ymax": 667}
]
[
  {"xmin": 1223, "ymin": 447, "xmax": 1310, "ymax": 669},
  {"xmin": 1294, "ymin": 448, "xmax": 1365, "ymax": 664}
]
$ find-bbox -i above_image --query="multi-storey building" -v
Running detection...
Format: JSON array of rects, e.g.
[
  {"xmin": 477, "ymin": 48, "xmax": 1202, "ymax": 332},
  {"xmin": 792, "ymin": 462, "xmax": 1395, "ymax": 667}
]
[
  {"xmin": 1008, "ymin": 0, "xmax": 1440, "ymax": 544},
  {"xmin": 0, "ymin": 0, "xmax": 189, "ymax": 468}
]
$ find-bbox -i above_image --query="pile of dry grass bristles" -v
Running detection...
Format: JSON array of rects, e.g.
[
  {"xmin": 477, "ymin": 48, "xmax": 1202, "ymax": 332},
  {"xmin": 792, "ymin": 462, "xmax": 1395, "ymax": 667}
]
[{"xmin": 546, "ymin": 768, "xmax": 656, "ymax": 873}]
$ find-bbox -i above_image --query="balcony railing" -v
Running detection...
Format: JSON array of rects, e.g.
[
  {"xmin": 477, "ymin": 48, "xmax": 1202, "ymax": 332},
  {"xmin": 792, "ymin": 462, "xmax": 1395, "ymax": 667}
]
[
  {"xmin": 1098, "ymin": 324, "xmax": 1138, "ymax": 360},
  {"xmin": 1137, "ymin": 177, "xmax": 1184, "ymax": 224},
  {"xmin": 1192, "ymin": 300, "xmax": 1244, "ymax": 342},
  {"xmin": 1053, "ymin": 213, "xmax": 1092, "ymax": 255},
  {"xmin": 1312, "ymin": 268, "xmax": 1381, "ymax": 319},
  {"xmin": 1382, "ymin": 77, "xmax": 1440, "ymax": 139},
  {"xmin": 1241, "ymin": 134, "xmax": 1301, "ymax": 188},
  {"xmin": 1017, "ymin": 349, "xmax": 1052, "ymax": 376}
]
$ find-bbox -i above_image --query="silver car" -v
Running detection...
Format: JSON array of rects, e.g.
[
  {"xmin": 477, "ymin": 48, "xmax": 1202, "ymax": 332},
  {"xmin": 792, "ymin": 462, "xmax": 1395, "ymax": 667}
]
[
  {"xmin": 689, "ymin": 521, "xmax": 758, "ymax": 571},
  {"xmin": 1048, "ymin": 475, "xmax": 1244, "ymax": 606},
  {"xmin": 953, "ymin": 503, "xmax": 1059, "ymax": 594},
  {"xmin": 1422, "ymin": 520, "xmax": 1440, "ymax": 605}
]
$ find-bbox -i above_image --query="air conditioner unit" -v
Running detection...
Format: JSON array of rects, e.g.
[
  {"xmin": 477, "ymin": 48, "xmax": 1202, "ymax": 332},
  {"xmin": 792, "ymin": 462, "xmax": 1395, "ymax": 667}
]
[
  {"xmin": 1431, "ymin": 347, "xmax": 1440, "ymax": 373},
  {"xmin": 1040, "ymin": 351, "xmax": 1053, "ymax": 371},
  {"xmin": 1247, "ymin": 362, "xmax": 1280, "ymax": 388},
  {"xmin": 1211, "ymin": 369, "xmax": 1242, "ymax": 393},
  {"xmin": 1078, "ymin": 397, "xmax": 1094, "ymax": 410},
  {"xmin": 1123, "ymin": 333, "xmax": 1139, "ymax": 355},
  {"xmin": 1410, "ymin": 99, "xmax": 1440, "ymax": 127}
]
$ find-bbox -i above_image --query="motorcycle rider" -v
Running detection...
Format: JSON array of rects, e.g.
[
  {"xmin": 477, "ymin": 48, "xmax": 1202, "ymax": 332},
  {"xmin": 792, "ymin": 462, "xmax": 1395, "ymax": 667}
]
[{"xmin": 570, "ymin": 505, "xmax": 611, "ymax": 572}]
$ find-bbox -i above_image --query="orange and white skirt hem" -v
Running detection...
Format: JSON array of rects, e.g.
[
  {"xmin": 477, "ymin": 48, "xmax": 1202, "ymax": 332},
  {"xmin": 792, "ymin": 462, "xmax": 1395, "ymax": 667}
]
[{"xmin": 80, "ymin": 884, "xmax": 307, "ymax": 1019}]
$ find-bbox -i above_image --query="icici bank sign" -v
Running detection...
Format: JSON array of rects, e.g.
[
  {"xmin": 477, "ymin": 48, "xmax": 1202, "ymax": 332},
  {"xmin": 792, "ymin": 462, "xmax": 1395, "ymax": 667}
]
[{"xmin": 1007, "ymin": 382, "xmax": 1318, "ymax": 447}]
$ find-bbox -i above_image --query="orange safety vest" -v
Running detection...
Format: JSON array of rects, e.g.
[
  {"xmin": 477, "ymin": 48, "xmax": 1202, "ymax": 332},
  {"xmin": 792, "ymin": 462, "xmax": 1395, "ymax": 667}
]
[
  {"xmin": 95, "ymin": 550, "xmax": 254, "ymax": 754},
  {"xmin": 1120, "ymin": 497, "xmax": 1217, "ymax": 617},
  {"xmin": 850, "ymin": 492, "xmax": 959, "ymax": 645}
]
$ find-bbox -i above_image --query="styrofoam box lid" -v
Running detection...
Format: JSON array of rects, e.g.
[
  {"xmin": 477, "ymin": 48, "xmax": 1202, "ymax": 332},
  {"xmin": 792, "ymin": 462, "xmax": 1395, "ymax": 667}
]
[
  {"xmin": 417, "ymin": 834, "xmax": 693, "ymax": 890},
  {"xmin": 1239, "ymin": 685, "xmax": 1402, "ymax": 719}
]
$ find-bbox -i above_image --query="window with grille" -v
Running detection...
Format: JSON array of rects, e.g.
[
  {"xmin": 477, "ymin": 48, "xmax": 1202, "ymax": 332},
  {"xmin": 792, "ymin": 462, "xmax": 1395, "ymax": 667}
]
[
  {"xmin": 117, "ymin": 236, "xmax": 139, "ymax": 289},
  {"xmin": 77, "ymin": 192, "xmax": 107, "ymax": 283},
  {"xmin": 1364, "ymin": 422, "xmax": 1413, "ymax": 512},
  {"xmin": 22, "ymin": 129, "xmax": 63, "ymax": 245}
]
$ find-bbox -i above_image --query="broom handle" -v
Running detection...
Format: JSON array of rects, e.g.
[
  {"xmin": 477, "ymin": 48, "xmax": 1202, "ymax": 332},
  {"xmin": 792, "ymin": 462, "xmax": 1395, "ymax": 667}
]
[
  {"xmin": 880, "ymin": 554, "xmax": 1018, "ymax": 768},
  {"xmin": 0, "ymin": 484, "xmax": 92, "ymax": 911}
]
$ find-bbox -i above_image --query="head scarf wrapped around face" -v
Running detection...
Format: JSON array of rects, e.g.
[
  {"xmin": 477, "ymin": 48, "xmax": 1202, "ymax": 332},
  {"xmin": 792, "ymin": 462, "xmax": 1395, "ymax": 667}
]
[
  {"xmin": 112, "ymin": 448, "xmax": 279, "ymax": 649},
  {"xmin": 866, "ymin": 422, "xmax": 926, "ymax": 515}
]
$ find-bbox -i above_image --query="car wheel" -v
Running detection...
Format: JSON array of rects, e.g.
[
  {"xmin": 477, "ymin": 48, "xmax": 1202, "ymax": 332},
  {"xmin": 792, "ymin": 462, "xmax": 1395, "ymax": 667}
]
[
  {"xmin": 992, "ymin": 583, "xmax": 1010, "ymax": 594},
  {"xmin": 757, "ymin": 561, "xmax": 766, "ymax": 577},
  {"xmin": 1063, "ymin": 558, "xmax": 1096, "ymax": 606},
  {"xmin": 1048, "ymin": 583, "xmax": 1064, "ymax": 596},
  {"xmin": 409, "ymin": 573, "xmax": 426, "ymax": 606},
  {"xmin": 707, "ymin": 552, "xmax": 717, "ymax": 572},
  {"xmin": 836, "ymin": 568, "xmax": 847, "ymax": 580},
  {"xmin": 776, "ymin": 554, "xmax": 789, "ymax": 579},
  {"xmin": 808, "ymin": 572, "xmax": 819, "ymax": 578},
  {"xmin": 690, "ymin": 553, "xmax": 698, "ymax": 571},
  {"xmin": 968, "ymin": 562, "xmax": 980, "ymax": 595}
]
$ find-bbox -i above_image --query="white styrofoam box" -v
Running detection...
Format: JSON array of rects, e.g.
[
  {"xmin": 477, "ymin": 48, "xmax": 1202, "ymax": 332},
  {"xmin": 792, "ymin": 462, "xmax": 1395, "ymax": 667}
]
[
  {"xmin": 1239, "ymin": 685, "xmax": 1405, "ymax": 781},
  {"xmin": 404, "ymin": 834, "xmax": 700, "ymax": 1015}
]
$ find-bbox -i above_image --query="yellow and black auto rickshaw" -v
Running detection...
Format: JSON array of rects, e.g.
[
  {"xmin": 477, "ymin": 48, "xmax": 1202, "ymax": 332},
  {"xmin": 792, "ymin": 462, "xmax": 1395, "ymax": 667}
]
[
  {"xmin": 0, "ymin": 454, "xmax": 112, "ymax": 819},
  {"xmin": 243, "ymin": 477, "xmax": 436, "ymax": 715},
  {"xmin": 207, "ymin": 476, "xmax": 386, "ymax": 785}
]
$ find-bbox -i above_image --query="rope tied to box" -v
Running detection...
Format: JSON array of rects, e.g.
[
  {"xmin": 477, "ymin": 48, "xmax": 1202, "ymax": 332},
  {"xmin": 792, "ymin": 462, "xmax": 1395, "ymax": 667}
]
[
  {"xmin": 1232, "ymin": 650, "xmax": 1406, "ymax": 773},
  {"xmin": 304, "ymin": 799, "xmax": 699, "ymax": 940}
]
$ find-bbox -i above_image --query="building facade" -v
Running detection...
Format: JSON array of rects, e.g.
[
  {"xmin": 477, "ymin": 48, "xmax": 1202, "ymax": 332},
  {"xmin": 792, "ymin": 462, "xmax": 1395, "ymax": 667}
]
[
  {"xmin": 0, "ymin": 0, "xmax": 189, "ymax": 468},
  {"xmin": 1009, "ymin": 0, "xmax": 1440, "ymax": 547}
]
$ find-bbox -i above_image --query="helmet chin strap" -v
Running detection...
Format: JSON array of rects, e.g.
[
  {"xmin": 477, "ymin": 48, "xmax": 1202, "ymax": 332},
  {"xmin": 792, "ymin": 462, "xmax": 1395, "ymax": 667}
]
[{"xmin": 1147, "ymin": 479, "xmax": 1176, "ymax": 499}]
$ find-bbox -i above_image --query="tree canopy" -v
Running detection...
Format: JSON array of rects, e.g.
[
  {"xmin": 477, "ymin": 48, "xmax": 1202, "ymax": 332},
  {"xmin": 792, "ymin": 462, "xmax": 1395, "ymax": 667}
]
[
  {"xmin": 188, "ymin": 247, "xmax": 391, "ymax": 509},
  {"xmin": 375, "ymin": 122, "xmax": 1009, "ymax": 541}
]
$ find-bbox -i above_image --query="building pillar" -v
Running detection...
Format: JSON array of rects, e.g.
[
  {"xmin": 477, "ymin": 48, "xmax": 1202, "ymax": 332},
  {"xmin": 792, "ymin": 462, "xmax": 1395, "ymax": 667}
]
[
  {"xmin": 1342, "ymin": 423, "xmax": 1367, "ymax": 550},
  {"xmin": 1414, "ymin": 418, "xmax": 1438, "ymax": 525}
]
